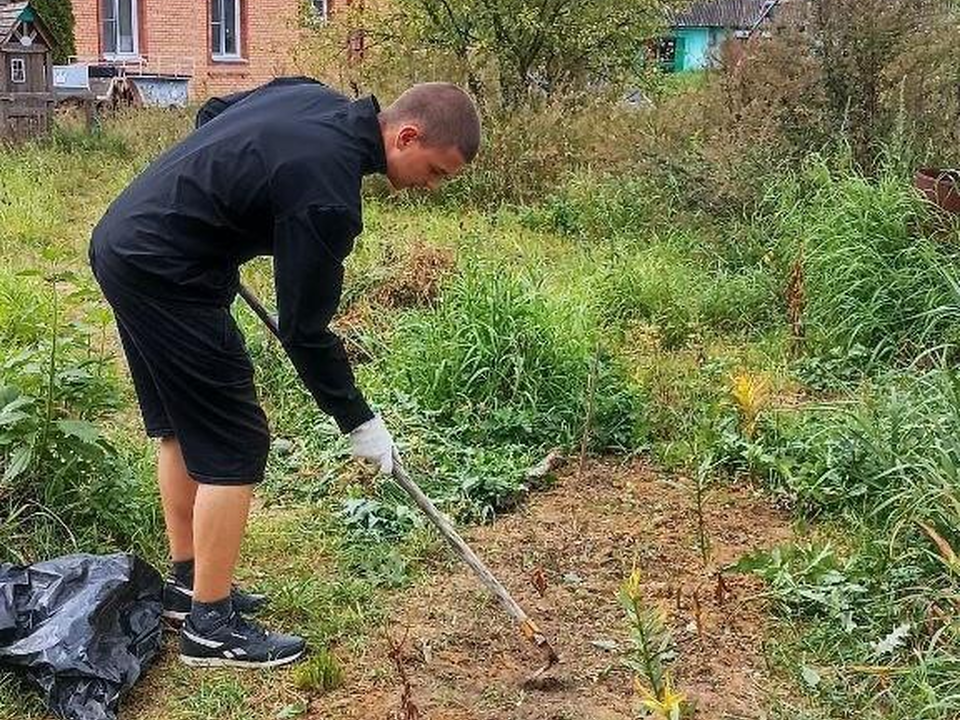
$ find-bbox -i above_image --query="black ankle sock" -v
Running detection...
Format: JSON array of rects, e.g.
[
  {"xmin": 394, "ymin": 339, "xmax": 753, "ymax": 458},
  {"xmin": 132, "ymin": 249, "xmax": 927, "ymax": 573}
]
[
  {"xmin": 190, "ymin": 596, "xmax": 233, "ymax": 633},
  {"xmin": 171, "ymin": 559, "xmax": 195, "ymax": 587}
]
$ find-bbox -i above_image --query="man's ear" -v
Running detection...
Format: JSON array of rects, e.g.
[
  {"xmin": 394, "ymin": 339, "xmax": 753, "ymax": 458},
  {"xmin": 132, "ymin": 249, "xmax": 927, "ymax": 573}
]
[{"xmin": 396, "ymin": 124, "xmax": 421, "ymax": 149}]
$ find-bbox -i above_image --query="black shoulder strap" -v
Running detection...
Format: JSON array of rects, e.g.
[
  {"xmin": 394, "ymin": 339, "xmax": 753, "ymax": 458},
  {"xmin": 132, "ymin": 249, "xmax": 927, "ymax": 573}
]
[{"xmin": 194, "ymin": 76, "xmax": 325, "ymax": 129}]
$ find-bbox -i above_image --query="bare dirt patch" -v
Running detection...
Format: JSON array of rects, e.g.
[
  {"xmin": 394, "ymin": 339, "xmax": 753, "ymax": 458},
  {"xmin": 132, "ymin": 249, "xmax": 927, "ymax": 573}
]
[{"xmin": 309, "ymin": 459, "xmax": 793, "ymax": 719}]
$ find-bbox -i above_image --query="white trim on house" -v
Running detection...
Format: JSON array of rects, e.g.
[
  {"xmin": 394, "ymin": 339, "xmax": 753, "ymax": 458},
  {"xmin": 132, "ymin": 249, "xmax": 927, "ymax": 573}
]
[
  {"xmin": 101, "ymin": 0, "xmax": 140, "ymax": 59},
  {"xmin": 211, "ymin": 0, "xmax": 242, "ymax": 61},
  {"xmin": 10, "ymin": 57, "xmax": 26, "ymax": 84},
  {"xmin": 312, "ymin": 0, "xmax": 328, "ymax": 22}
]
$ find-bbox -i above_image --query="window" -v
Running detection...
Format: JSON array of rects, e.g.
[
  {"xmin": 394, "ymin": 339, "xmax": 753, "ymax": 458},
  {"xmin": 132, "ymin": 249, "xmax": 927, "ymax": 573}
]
[
  {"xmin": 11, "ymin": 58, "xmax": 26, "ymax": 84},
  {"xmin": 101, "ymin": 0, "xmax": 138, "ymax": 56},
  {"xmin": 311, "ymin": 0, "xmax": 328, "ymax": 22},
  {"xmin": 211, "ymin": 0, "xmax": 241, "ymax": 59},
  {"xmin": 656, "ymin": 37, "xmax": 677, "ymax": 66}
]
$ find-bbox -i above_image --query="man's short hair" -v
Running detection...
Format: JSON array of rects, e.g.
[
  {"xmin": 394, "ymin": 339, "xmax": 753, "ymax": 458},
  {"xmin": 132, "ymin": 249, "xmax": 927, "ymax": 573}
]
[{"xmin": 381, "ymin": 83, "xmax": 481, "ymax": 163}]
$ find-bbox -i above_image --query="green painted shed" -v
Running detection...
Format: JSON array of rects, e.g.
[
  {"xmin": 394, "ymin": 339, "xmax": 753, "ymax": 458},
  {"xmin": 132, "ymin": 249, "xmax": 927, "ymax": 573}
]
[{"xmin": 661, "ymin": 0, "xmax": 779, "ymax": 72}]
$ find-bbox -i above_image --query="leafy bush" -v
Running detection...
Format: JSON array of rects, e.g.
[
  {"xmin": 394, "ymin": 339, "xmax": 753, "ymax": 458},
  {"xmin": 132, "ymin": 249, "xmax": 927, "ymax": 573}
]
[
  {"xmin": 0, "ymin": 272, "xmax": 161, "ymax": 563},
  {"xmin": 298, "ymin": 0, "xmax": 668, "ymax": 110},
  {"xmin": 810, "ymin": 0, "xmax": 960, "ymax": 174},
  {"xmin": 628, "ymin": 3, "xmax": 960, "ymax": 215},
  {"xmin": 431, "ymin": 99, "xmax": 651, "ymax": 207},
  {"xmin": 30, "ymin": 0, "xmax": 76, "ymax": 64},
  {"xmin": 299, "ymin": 18, "xmax": 656, "ymax": 209},
  {"xmin": 384, "ymin": 264, "xmax": 643, "ymax": 449}
]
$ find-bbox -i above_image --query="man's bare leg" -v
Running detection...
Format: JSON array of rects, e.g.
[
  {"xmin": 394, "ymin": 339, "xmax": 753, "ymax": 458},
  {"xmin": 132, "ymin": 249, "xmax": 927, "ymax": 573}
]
[
  {"xmin": 192, "ymin": 484, "xmax": 253, "ymax": 603},
  {"xmin": 158, "ymin": 437, "xmax": 197, "ymax": 562},
  {"xmin": 177, "ymin": 472, "xmax": 303, "ymax": 668},
  {"xmin": 159, "ymin": 438, "xmax": 251, "ymax": 602}
]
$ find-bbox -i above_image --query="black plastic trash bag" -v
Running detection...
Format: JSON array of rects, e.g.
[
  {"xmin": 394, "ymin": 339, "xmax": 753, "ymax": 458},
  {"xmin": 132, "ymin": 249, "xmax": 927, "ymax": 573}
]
[{"xmin": 0, "ymin": 553, "xmax": 163, "ymax": 720}]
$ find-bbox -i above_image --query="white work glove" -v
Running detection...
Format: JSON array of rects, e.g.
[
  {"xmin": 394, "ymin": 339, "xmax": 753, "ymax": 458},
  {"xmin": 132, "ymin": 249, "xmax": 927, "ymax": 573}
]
[{"xmin": 349, "ymin": 414, "xmax": 395, "ymax": 475}]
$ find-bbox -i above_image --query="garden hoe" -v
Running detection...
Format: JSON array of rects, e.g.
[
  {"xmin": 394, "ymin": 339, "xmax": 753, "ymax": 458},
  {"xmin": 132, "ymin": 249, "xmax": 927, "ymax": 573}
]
[{"xmin": 238, "ymin": 284, "xmax": 561, "ymax": 676}]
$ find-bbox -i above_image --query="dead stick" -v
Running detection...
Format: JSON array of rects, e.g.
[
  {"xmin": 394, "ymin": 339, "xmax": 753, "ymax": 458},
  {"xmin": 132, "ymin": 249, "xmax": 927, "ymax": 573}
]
[{"xmin": 238, "ymin": 284, "xmax": 560, "ymax": 671}]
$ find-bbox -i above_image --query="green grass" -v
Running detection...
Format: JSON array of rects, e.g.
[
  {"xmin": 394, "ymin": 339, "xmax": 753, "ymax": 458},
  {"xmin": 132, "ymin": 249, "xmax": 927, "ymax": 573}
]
[
  {"xmin": 2, "ymin": 100, "xmax": 960, "ymax": 720},
  {"xmin": 767, "ymin": 159, "xmax": 960, "ymax": 375}
]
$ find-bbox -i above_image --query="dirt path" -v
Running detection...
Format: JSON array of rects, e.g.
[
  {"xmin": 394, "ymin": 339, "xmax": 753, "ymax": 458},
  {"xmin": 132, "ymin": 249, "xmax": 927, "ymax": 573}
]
[{"xmin": 309, "ymin": 459, "xmax": 793, "ymax": 719}]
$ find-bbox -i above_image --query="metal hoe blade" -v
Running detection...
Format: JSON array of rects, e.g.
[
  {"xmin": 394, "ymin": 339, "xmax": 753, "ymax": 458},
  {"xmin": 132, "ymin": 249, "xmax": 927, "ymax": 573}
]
[{"xmin": 392, "ymin": 456, "xmax": 560, "ymax": 674}]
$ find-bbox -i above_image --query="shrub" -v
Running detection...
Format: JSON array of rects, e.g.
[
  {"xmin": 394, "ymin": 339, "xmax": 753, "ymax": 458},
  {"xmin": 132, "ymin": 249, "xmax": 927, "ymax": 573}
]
[
  {"xmin": 298, "ymin": 12, "xmax": 657, "ymax": 209},
  {"xmin": 630, "ymin": 3, "xmax": 960, "ymax": 215},
  {"xmin": 810, "ymin": 0, "xmax": 959, "ymax": 175},
  {"xmin": 297, "ymin": 0, "xmax": 668, "ymax": 111},
  {"xmin": 31, "ymin": 0, "xmax": 76, "ymax": 64},
  {"xmin": 429, "ymin": 99, "xmax": 651, "ymax": 207},
  {"xmin": 0, "ymin": 272, "xmax": 161, "ymax": 563},
  {"xmin": 384, "ymin": 264, "xmax": 643, "ymax": 449}
]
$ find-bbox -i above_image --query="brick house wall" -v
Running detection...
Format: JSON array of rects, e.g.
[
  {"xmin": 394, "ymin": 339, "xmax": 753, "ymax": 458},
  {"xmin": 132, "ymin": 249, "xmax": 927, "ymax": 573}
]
[{"xmin": 71, "ymin": 0, "xmax": 326, "ymax": 98}]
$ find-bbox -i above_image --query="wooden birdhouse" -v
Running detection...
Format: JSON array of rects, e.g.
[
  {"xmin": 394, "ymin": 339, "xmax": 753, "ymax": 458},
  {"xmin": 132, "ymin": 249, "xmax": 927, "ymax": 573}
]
[{"xmin": 0, "ymin": 1, "xmax": 55, "ymax": 142}]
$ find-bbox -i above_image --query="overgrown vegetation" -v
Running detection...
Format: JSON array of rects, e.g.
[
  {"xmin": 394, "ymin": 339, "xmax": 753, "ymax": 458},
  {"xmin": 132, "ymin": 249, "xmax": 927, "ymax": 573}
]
[
  {"xmin": 31, "ymin": 0, "xmax": 76, "ymax": 64},
  {"xmin": 298, "ymin": 0, "xmax": 669, "ymax": 109},
  {"xmin": 0, "ymin": 269, "xmax": 161, "ymax": 564},
  {"xmin": 3, "ymin": 0, "xmax": 960, "ymax": 717}
]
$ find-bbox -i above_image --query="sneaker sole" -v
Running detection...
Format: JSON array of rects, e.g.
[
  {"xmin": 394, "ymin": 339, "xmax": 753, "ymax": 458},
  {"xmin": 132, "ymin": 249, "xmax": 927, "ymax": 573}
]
[{"xmin": 178, "ymin": 650, "xmax": 305, "ymax": 669}]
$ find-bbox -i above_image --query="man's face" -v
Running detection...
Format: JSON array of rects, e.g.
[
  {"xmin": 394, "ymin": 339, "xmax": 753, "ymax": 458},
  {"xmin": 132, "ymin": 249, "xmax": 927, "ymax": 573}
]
[{"xmin": 384, "ymin": 125, "xmax": 466, "ymax": 191}]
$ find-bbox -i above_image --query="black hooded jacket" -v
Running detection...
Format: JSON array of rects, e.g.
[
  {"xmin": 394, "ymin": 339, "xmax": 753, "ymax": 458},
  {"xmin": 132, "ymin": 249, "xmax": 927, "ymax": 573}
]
[{"xmin": 91, "ymin": 77, "xmax": 385, "ymax": 432}]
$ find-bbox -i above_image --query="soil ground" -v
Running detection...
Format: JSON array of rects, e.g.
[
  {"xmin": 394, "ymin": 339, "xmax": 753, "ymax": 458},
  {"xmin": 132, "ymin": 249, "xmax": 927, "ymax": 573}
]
[{"xmin": 306, "ymin": 459, "xmax": 794, "ymax": 720}]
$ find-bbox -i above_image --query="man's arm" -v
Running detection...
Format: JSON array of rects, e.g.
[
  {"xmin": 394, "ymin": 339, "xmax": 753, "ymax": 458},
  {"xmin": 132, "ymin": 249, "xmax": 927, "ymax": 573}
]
[{"xmin": 272, "ymin": 204, "xmax": 373, "ymax": 433}]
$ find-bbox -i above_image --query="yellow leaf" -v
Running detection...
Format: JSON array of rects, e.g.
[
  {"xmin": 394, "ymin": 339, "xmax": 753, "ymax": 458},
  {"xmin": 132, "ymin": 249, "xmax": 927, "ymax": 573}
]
[
  {"xmin": 730, "ymin": 372, "xmax": 770, "ymax": 438},
  {"xmin": 622, "ymin": 568, "xmax": 643, "ymax": 602},
  {"xmin": 635, "ymin": 673, "xmax": 686, "ymax": 719},
  {"xmin": 918, "ymin": 521, "xmax": 960, "ymax": 572}
]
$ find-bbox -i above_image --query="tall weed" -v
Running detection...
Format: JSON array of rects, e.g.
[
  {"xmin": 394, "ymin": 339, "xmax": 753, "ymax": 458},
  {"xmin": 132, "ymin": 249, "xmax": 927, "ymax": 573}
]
[
  {"xmin": 384, "ymin": 264, "xmax": 643, "ymax": 449},
  {"xmin": 769, "ymin": 161, "xmax": 960, "ymax": 374},
  {"xmin": 0, "ymin": 271, "xmax": 161, "ymax": 563}
]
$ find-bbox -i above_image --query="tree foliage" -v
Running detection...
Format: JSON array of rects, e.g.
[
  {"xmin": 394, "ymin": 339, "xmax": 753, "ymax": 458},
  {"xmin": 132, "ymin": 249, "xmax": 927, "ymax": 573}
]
[
  {"xmin": 31, "ymin": 0, "xmax": 76, "ymax": 64},
  {"xmin": 404, "ymin": 0, "xmax": 669, "ymax": 107},
  {"xmin": 297, "ymin": 0, "xmax": 671, "ymax": 111}
]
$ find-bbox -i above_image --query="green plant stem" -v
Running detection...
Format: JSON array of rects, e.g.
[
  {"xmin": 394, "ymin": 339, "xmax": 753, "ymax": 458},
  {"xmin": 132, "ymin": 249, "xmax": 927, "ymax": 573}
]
[
  {"xmin": 38, "ymin": 277, "xmax": 59, "ymax": 457},
  {"xmin": 632, "ymin": 596, "xmax": 663, "ymax": 699},
  {"xmin": 578, "ymin": 342, "xmax": 600, "ymax": 479}
]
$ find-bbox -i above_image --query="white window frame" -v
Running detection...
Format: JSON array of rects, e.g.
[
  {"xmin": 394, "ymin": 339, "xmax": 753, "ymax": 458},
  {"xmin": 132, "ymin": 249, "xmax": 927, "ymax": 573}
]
[
  {"xmin": 101, "ymin": 0, "xmax": 140, "ymax": 59},
  {"xmin": 211, "ymin": 0, "xmax": 243, "ymax": 60},
  {"xmin": 312, "ymin": 0, "xmax": 328, "ymax": 22},
  {"xmin": 10, "ymin": 58, "xmax": 26, "ymax": 84}
]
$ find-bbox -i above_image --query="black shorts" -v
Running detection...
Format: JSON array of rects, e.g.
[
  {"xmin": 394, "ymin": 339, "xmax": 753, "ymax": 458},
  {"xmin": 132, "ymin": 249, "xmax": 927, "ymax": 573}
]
[{"xmin": 90, "ymin": 244, "xmax": 270, "ymax": 485}]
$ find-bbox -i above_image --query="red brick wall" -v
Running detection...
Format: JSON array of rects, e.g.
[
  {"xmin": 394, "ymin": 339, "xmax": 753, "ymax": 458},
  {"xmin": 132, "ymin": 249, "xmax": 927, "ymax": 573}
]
[
  {"xmin": 69, "ymin": 0, "xmax": 316, "ymax": 98},
  {"xmin": 72, "ymin": 0, "xmax": 99, "ymax": 58}
]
